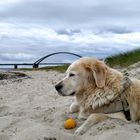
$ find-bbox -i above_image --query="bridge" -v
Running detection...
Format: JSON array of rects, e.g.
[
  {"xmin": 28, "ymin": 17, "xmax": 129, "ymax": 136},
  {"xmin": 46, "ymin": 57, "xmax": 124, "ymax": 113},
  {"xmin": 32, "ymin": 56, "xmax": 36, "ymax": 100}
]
[{"xmin": 0, "ymin": 52, "xmax": 82, "ymax": 69}]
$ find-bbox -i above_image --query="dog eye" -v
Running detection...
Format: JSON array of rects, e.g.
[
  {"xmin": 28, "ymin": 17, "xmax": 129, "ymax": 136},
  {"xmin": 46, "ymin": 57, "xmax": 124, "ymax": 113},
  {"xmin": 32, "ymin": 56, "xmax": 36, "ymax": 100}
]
[{"xmin": 69, "ymin": 73, "xmax": 75, "ymax": 77}]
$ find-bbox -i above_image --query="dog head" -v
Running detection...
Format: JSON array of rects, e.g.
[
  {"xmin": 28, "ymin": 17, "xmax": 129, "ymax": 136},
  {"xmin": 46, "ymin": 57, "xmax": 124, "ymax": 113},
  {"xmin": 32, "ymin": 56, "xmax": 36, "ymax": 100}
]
[{"xmin": 55, "ymin": 57, "xmax": 108, "ymax": 96}]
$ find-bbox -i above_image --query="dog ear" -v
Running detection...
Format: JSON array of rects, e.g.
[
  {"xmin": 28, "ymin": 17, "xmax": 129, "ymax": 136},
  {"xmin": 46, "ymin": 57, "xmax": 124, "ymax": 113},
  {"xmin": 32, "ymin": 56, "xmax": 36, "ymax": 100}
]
[{"xmin": 92, "ymin": 62, "xmax": 107, "ymax": 88}]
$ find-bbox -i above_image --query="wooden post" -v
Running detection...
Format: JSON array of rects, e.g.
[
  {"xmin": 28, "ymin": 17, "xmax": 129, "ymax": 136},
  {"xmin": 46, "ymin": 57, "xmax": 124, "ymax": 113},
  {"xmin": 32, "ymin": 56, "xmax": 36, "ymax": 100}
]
[
  {"xmin": 33, "ymin": 64, "xmax": 39, "ymax": 68},
  {"xmin": 14, "ymin": 65, "xmax": 18, "ymax": 69}
]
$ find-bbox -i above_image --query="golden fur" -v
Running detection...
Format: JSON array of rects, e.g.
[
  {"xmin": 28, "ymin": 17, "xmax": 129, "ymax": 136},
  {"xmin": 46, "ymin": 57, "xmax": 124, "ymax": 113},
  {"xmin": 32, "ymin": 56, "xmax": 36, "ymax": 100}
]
[{"xmin": 55, "ymin": 57, "xmax": 140, "ymax": 135}]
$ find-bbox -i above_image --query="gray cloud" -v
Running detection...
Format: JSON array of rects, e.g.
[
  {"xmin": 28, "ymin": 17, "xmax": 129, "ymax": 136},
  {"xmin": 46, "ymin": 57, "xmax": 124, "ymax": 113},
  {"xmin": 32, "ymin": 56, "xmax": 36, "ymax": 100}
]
[
  {"xmin": 1, "ymin": 0, "xmax": 140, "ymax": 31},
  {"xmin": 105, "ymin": 27, "xmax": 132, "ymax": 34},
  {"xmin": 96, "ymin": 26, "xmax": 132, "ymax": 34},
  {"xmin": 0, "ymin": 53, "xmax": 35, "ymax": 62},
  {"xmin": 56, "ymin": 29, "xmax": 81, "ymax": 35},
  {"xmin": 0, "ymin": 0, "xmax": 140, "ymax": 64}
]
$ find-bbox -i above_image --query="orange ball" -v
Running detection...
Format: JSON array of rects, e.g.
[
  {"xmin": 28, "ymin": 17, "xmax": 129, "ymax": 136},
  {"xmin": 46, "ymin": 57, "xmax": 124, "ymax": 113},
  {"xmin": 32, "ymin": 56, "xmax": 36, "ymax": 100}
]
[{"xmin": 64, "ymin": 118, "xmax": 76, "ymax": 129}]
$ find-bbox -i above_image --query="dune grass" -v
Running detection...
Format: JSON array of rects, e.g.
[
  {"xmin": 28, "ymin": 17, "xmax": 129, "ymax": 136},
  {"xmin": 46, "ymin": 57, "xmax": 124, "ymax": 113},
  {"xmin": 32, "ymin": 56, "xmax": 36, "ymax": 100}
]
[
  {"xmin": 38, "ymin": 64, "xmax": 69, "ymax": 72},
  {"xmin": 19, "ymin": 64, "xmax": 69, "ymax": 72},
  {"xmin": 105, "ymin": 48, "xmax": 140, "ymax": 68}
]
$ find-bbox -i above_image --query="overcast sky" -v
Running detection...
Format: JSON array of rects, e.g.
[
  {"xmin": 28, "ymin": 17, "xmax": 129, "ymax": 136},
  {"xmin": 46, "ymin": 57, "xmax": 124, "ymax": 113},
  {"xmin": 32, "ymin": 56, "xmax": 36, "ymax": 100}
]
[{"xmin": 0, "ymin": 0, "xmax": 140, "ymax": 64}]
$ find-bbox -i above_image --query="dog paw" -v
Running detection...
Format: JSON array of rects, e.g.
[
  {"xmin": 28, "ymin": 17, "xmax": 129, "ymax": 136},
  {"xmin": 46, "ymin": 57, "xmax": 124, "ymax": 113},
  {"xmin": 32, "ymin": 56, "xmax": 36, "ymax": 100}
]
[
  {"xmin": 74, "ymin": 127, "xmax": 85, "ymax": 136},
  {"xmin": 69, "ymin": 103, "xmax": 79, "ymax": 113}
]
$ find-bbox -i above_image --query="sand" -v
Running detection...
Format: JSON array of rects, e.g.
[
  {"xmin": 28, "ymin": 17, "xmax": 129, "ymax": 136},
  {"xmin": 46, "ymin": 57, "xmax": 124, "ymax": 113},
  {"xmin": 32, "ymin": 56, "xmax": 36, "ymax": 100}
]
[{"xmin": 0, "ymin": 69, "xmax": 140, "ymax": 140}]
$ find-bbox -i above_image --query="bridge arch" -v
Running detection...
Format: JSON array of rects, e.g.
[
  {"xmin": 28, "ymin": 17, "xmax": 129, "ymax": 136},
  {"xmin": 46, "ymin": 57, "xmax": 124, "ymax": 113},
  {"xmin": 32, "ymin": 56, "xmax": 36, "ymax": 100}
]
[{"xmin": 33, "ymin": 52, "xmax": 82, "ymax": 68}]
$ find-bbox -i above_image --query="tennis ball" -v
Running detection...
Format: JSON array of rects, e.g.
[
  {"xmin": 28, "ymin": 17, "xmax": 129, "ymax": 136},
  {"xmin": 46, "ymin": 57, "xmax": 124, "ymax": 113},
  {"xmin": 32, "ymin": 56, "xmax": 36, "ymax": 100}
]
[{"xmin": 64, "ymin": 118, "xmax": 76, "ymax": 129}]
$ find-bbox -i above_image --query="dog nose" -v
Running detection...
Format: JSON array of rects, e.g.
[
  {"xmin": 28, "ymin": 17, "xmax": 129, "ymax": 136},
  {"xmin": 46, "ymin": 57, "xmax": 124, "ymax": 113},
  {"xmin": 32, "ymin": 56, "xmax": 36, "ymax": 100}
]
[{"xmin": 55, "ymin": 82, "xmax": 63, "ymax": 91}]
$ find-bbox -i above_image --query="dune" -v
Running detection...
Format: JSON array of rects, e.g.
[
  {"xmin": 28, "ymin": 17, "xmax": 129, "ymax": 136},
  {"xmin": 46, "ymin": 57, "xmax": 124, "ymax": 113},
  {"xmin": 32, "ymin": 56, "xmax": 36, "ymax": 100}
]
[{"xmin": 0, "ymin": 67, "xmax": 140, "ymax": 140}]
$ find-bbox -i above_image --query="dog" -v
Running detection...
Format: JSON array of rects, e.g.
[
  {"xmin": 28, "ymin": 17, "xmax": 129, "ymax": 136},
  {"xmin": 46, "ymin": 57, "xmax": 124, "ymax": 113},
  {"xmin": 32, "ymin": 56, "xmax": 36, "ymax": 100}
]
[{"xmin": 55, "ymin": 57, "xmax": 140, "ymax": 135}]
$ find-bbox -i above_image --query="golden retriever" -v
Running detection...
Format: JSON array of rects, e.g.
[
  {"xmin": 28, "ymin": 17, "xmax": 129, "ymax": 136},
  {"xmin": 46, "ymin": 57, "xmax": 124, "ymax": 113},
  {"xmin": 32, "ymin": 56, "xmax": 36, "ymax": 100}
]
[{"xmin": 55, "ymin": 57, "xmax": 140, "ymax": 135}]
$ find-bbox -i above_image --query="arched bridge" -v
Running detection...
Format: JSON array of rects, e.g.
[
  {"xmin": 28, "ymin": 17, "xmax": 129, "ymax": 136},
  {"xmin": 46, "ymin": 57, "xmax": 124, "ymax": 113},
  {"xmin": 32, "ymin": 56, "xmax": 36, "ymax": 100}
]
[
  {"xmin": 0, "ymin": 52, "xmax": 82, "ymax": 69},
  {"xmin": 33, "ymin": 52, "xmax": 82, "ymax": 68}
]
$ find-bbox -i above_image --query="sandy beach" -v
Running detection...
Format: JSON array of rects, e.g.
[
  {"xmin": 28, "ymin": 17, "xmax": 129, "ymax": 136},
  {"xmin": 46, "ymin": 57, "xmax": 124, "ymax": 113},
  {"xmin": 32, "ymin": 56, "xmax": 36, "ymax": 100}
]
[{"xmin": 1, "ymin": 66, "xmax": 140, "ymax": 140}]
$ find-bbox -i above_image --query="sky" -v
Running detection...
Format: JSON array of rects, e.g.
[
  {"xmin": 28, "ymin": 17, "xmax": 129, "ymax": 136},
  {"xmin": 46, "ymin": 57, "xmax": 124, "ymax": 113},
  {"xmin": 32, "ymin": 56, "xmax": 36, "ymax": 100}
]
[{"xmin": 0, "ymin": 0, "xmax": 140, "ymax": 64}]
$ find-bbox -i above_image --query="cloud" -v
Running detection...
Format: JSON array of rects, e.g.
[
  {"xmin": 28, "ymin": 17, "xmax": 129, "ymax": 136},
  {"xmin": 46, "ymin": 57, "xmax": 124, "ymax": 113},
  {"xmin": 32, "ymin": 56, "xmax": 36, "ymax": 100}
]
[
  {"xmin": 96, "ymin": 26, "xmax": 132, "ymax": 34},
  {"xmin": 0, "ymin": 0, "xmax": 140, "ymax": 64},
  {"xmin": 56, "ymin": 29, "xmax": 81, "ymax": 35},
  {"xmin": 1, "ymin": 0, "xmax": 140, "ymax": 31},
  {"xmin": 0, "ymin": 53, "xmax": 35, "ymax": 62},
  {"xmin": 0, "ymin": 22, "xmax": 140, "ymax": 64}
]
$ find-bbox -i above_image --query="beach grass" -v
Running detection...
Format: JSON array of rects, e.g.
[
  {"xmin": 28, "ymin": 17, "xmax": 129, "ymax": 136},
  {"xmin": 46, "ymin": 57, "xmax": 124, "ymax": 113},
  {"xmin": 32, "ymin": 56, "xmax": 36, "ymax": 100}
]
[
  {"xmin": 105, "ymin": 48, "xmax": 140, "ymax": 68},
  {"xmin": 39, "ymin": 64, "xmax": 69, "ymax": 72},
  {"xmin": 19, "ymin": 64, "xmax": 69, "ymax": 72}
]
